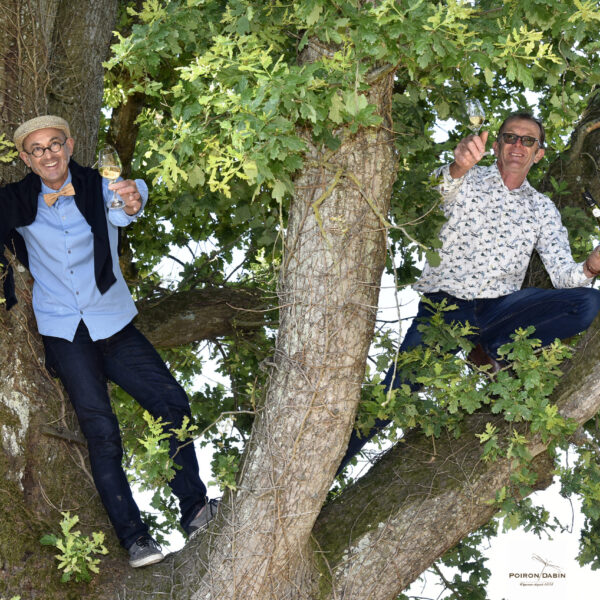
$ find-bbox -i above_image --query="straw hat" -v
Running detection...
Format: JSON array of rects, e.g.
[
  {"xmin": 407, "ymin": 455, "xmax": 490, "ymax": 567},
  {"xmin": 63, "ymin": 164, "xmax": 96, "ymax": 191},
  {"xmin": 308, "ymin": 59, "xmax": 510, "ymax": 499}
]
[{"xmin": 13, "ymin": 116, "xmax": 71, "ymax": 153}]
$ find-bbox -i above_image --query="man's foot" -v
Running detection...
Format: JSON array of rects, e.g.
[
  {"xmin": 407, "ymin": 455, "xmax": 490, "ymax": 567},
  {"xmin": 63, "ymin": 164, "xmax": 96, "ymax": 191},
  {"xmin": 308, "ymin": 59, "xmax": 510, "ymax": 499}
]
[
  {"xmin": 128, "ymin": 535, "xmax": 164, "ymax": 568},
  {"xmin": 467, "ymin": 343, "xmax": 503, "ymax": 373},
  {"xmin": 185, "ymin": 498, "xmax": 220, "ymax": 538}
]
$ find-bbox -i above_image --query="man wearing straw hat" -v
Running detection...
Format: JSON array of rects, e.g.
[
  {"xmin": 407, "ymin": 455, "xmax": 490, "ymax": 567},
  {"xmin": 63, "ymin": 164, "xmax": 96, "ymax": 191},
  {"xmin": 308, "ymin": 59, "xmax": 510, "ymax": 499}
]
[{"xmin": 0, "ymin": 116, "xmax": 218, "ymax": 567}]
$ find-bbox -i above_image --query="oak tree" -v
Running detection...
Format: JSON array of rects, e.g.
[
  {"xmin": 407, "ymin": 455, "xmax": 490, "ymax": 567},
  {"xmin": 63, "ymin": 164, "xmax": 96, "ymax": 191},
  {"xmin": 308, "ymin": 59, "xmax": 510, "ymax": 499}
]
[{"xmin": 2, "ymin": 1, "xmax": 600, "ymax": 599}]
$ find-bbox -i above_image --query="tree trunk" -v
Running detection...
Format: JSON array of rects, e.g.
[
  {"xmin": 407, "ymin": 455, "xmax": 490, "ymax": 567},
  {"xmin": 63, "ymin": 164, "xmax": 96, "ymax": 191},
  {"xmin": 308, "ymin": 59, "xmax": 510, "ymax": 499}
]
[
  {"xmin": 0, "ymin": 0, "xmax": 117, "ymax": 174},
  {"xmin": 181, "ymin": 68, "xmax": 398, "ymax": 600}
]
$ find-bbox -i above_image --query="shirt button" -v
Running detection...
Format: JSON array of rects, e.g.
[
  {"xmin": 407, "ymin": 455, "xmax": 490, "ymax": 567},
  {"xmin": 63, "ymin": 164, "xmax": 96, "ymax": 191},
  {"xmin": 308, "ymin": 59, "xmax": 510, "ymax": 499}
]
[
  {"xmin": 65, "ymin": 231, "xmax": 69, "ymax": 234},
  {"xmin": 76, "ymin": 291, "xmax": 79, "ymax": 295},
  {"xmin": 70, "ymin": 270, "xmax": 74, "ymax": 274},
  {"xmin": 80, "ymin": 310, "xmax": 83, "ymax": 315},
  {"xmin": 68, "ymin": 250, "xmax": 71, "ymax": 254}
]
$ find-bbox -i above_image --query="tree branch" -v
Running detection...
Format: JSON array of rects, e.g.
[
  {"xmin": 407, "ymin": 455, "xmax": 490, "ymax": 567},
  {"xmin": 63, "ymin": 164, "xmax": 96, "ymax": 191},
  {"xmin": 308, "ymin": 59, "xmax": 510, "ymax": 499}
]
[{"xmin": 134, "ymin": 286, "xmax": 271, "ymax": 348}]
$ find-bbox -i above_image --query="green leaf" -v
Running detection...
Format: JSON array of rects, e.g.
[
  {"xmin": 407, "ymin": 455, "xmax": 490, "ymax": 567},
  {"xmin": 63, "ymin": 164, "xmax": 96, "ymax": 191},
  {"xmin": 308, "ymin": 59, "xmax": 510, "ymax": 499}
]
[
  {"xmin": 425, "ymin": 250, "xmax": 441, "ymax": 268},
  {"xmin": 329, "ymin": 92, "xmax": 344, "ymax": 124},
  {"xmin": 188, "ymin": 164, "xmax": 206, "ymax": 188},
  {"xmin": 344, "ymin": 91, "xmax": 368, "ymax": 117},
  {"xmin": 272, "ymin": 180, "xmax": 287, "ymax": 201},
  {"xmin": 306, "ymin": 3, "xmax": 323, "ymax": 27},
  {"xmin": 40, "ymin": 534, "xmax": 58, "ymax": 546}
]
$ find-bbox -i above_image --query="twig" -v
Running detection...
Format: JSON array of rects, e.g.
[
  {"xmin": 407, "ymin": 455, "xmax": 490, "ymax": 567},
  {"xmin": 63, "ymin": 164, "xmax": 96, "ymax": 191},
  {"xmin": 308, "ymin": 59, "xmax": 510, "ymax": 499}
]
[{"xmin": 41, "ymin": 424, "xmax": 86, "ymax": 446}]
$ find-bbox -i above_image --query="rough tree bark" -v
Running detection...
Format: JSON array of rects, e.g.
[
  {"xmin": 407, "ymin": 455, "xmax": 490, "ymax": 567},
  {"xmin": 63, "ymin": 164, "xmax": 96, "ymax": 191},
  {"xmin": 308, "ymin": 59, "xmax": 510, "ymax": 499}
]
[{"xmin": 182, "ymin": 65, "xmax": 399, "ymax": 600}]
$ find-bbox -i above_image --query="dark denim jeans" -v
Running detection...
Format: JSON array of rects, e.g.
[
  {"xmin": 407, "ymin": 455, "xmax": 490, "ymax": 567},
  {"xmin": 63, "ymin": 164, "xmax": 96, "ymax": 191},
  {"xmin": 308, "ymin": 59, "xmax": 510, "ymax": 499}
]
[
  {"xmin": 43, "ymin": 321, "xmax": 207, "ymax": 549},
  {"xmin": 337, "ymin": 287, "xmax": 600, "ymax": 474}
]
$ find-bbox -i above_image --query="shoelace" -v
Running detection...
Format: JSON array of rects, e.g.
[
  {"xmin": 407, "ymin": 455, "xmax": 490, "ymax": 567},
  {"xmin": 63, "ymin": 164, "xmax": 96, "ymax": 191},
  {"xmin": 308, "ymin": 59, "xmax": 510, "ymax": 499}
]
[{"xmin": 136, "ymin": 536, "xmax": 161, "ymax": 550}]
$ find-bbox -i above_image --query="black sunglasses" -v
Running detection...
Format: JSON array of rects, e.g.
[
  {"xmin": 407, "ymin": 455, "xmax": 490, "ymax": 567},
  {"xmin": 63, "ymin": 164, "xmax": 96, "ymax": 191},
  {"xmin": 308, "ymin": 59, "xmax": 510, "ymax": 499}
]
[{"xmin": 500, "ymin": 132, "xmax": 540, "ymax": 148}]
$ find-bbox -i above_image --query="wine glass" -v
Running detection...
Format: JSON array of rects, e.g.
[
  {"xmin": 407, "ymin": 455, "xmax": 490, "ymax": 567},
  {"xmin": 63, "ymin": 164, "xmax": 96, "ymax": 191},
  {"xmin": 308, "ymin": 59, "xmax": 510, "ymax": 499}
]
[
  {"xmin": 465, "ymin": 98, "xmax": 489, "ymax": 156},
  {"xmin": 97, "ymin": 145, "xmax": 124, "ymax": 209},
  {"xmin": 465, "ymin": 98, "xmax": 485, "ymax": 133}
]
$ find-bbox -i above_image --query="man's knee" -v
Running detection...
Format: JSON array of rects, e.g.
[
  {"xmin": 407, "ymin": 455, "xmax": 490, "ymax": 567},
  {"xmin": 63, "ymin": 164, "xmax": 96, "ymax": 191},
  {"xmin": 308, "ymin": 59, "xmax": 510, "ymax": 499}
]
[
  {"xmin": 86, "ymin": 434, "xmax": 124, "ymax": 463},
  {"xmin": 78, "ymin": 412, "xmax": 122, "ymax": 452},
  {"xmin": 577, "ymin": 288, "xmax": 600, "ymax": 328}
]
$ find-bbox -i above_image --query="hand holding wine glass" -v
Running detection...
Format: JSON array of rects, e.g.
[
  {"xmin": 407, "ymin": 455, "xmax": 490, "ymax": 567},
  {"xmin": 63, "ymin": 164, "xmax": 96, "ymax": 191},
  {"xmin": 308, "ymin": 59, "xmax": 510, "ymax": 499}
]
[
  {"xmin": 98, "ymin": 145, "xmax": 124, "ymax": 210},
  {"xmin": 449, "ymin": 100, "xmax": 490, "ymax": 179}
]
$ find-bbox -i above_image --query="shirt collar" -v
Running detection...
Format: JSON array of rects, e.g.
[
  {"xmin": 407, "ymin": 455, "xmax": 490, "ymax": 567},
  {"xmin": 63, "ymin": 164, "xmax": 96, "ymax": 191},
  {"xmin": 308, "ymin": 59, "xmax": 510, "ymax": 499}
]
[{"xmin": 484, "ymin": 162, "xmax": 534, "ymax": 193}]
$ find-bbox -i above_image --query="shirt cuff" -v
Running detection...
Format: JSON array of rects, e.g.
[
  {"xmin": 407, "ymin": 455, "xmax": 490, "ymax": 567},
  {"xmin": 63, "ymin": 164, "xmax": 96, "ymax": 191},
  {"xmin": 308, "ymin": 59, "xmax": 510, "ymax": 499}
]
[
  {"xmin": 436, "ymin": 164, "xmax": 465, "ymax": 195},
  {"xmin": 106, "ymin": 179, "xmax": 148, "ymax": 227},
  {"xmin": 576, "ymin": 261, "xmax": 595, "ymax": 285}
]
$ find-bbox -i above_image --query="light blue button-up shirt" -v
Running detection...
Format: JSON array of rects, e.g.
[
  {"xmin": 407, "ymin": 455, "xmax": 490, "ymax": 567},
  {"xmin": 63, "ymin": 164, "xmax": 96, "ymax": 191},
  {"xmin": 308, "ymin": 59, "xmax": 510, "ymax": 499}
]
[{"xmin": 15, "ymin": 171, "xmax": 148, "ymax": 341}]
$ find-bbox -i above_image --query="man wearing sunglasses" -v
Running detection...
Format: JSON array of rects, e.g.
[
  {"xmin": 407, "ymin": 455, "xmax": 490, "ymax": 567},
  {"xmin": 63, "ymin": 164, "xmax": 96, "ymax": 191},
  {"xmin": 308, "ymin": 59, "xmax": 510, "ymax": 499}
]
[{"xmin": 337, "ymin": 111, "xmax": 600, "ymax": 474}]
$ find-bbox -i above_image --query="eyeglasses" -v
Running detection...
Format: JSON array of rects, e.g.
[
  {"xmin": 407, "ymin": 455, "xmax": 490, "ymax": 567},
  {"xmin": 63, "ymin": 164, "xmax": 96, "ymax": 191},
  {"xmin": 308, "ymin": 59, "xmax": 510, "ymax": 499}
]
[
  {"xmin": 500, "ymin": 132, "xmax": 540, "ymax": 148},
  {"xmin": 24, "ymin": 139, "xmax": 67, "ymax": 158}
]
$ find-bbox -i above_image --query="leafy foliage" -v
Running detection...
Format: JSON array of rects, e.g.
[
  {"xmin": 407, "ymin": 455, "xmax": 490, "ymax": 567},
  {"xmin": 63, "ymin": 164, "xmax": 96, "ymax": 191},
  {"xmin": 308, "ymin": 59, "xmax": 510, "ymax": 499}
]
[
  {"xmin": 40, "ymin": 513, "xmax": 108, "ymax": 583},
  {"xmin": 357, "ymin": 303, "xmax": 575, "ymax": 459},
  {"xmin": 397, "ymin": 525, "xmax": 497, "ymax": 600},
  {"xmin": 0, "ymin": 134, "xmax": 18, "ymax": 165},
  {"xmin": 105, "ymin": 0, "xmax": 600, "ymax": 290}
]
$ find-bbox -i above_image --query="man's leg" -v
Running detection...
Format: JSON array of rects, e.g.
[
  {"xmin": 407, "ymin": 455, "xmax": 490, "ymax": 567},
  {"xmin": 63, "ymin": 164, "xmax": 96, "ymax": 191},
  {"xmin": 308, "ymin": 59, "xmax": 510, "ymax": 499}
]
[
  {"xmin": 336, "ymin": 292, "xmax": 477, "ymax": 474},
  {"xmin": 337, "ymin": 287, "xmax": 600, "ymax": 475},
  {"xmin": 42, "ymin": 323, "xmax": 148, "ymax": 549},
  {"xmin": 99, "ymin": 323, "xmax": 208, "ymax": 532},
  {"xmin": 477, "ymin": 287, "xmax": 600, "ymax": 357}
]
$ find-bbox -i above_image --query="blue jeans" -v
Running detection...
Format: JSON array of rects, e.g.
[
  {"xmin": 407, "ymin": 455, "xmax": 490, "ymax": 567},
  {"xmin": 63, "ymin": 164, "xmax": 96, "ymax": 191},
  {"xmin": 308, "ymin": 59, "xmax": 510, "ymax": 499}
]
[
  {"xmin": 43, "ymin": 321, "xmax": 207, "ymax": 549},
  {"xmin": 337, "ymin": 287, "xmax": 600, "ymax": 474}
]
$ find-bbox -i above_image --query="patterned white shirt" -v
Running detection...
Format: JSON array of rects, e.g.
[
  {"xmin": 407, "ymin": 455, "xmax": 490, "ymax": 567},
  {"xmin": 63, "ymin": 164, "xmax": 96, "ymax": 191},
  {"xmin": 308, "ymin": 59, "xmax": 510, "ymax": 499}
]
[{"xmin": 414, "ymin": 163, "xmax": 591, "ymax": 300}]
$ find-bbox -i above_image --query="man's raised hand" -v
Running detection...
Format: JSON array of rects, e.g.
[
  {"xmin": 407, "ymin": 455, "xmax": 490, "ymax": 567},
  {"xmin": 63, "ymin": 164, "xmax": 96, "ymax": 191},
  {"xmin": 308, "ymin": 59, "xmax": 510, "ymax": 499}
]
[
  {"xmin": 109, "ymin": 179, "xmax": 142, "ymax": 215},
  {"xmin": 449, "ymin": 130, "xmax": 489, "ymax": 179}
]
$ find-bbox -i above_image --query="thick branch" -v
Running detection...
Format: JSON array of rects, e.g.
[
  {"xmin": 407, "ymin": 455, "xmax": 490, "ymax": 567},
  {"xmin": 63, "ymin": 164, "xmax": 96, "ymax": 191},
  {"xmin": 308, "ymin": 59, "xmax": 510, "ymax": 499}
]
[
  {"xmin": 107, "ymin": 91, "xmax": 146, "ymax": 178},
  {"xmin": 134, "ymin": 286, "xmax": 269, "ymax": 347}
]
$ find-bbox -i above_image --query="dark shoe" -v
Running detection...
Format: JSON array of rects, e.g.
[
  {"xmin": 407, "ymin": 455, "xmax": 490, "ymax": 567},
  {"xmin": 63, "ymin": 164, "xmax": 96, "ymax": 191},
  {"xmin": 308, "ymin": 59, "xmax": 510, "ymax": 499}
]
[
  {"xmin": 128, "ymin": 535, "xmax": 164, "ymax": 568},
  {"xmin": 185, "ymin": 498, "xmax": 220, "ymax": 538},
  {"xmin": 468, "ymin": 343, "xmax": 503, "ymax": 373}
]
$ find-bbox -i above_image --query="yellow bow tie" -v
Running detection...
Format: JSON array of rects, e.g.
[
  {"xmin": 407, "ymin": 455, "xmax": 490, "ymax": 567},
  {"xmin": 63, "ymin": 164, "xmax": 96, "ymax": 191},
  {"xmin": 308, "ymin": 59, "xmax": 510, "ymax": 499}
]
[{"xmin": 43, "ymin": 182, "xmax": 75, "ymax": 206}]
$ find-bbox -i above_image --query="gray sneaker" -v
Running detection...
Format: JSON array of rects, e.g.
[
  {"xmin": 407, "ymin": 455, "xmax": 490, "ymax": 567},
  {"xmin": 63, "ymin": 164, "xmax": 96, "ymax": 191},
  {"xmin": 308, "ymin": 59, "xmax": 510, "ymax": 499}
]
[
  {"xmin": 186, "ymin": 498, "xmax": 220, "ymax": 538},
  {"xmin": 128, "ymin": 535, "xmax": 164, "ymax": 568}
]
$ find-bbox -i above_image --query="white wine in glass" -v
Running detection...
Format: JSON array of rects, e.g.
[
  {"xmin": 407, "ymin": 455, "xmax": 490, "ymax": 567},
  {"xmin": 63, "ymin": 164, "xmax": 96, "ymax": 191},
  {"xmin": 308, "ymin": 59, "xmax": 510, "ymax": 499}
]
[
  {"xmin": 468, "ymin": 114, "xmax": 485, "ymax": 132},
  {"xmin": 465, "ymin": 98, "xmax": 490, "ymax": 156},
  {"xmin": 465, "ymin": 99, "xmax": 486, "ymax": 133},
  {"xmin": 98, "ymin": 145, "xmax": 124, "ymax": 209}
]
